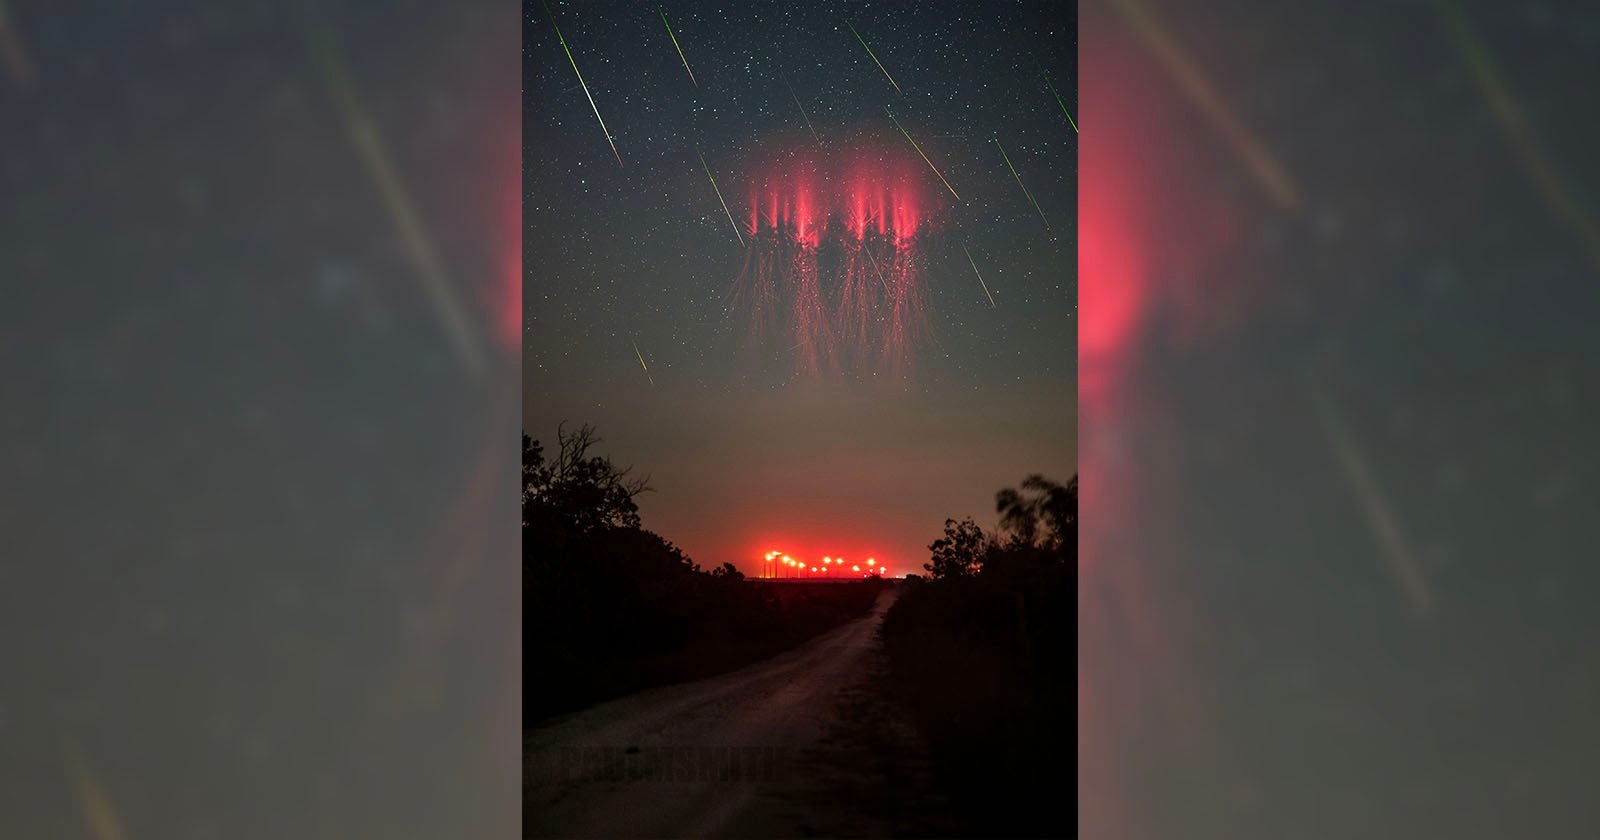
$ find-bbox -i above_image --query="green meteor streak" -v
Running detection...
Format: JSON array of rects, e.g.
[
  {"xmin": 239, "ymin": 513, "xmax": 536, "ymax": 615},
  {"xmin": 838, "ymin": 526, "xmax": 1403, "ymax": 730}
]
[
  {"xmin": 844, "ymin": 19, "xmax": 901, "ymax": 95},
  {"xmin": 886, "ymin": 106, "xmax": 960, "ymax": 202},
  {"xmin": 995, "ymin": 138, "xmax": 1050, "ymax": 230},
  {"xmin": 861, "ymin": 243, "xmax": 890, "ymax": 292},
  {"xmin": 780, "ymin": 71, "xmax": 821, "ymax": 145},
  {"xmin": 962, "ymin": 244, "xmax": 997, "ymax": 308},
  {"xmin": 1038, "ymin": 61, "xmax": 1078, "ymax": 133},
  {"xmin": 310, "ymin": 27, "xmax": 486, "ymax": 377},
  {"xmin": 1437, "ymin": 0, "xmax": 1600, "ymax": 272},
  {"xmin": 631, "ymin": 340, "xmax": 654, "ymax": 386},
  {"xmin": 542, "ymin": 0, "xmax": 622, "ymax": 165},
  {"xmin": 697, "ymin": 148, "xmax": 744, "ymax": 247},
  {"xmin": 660, "ymin": 7, "xmax": 697, "ymax": 87}
]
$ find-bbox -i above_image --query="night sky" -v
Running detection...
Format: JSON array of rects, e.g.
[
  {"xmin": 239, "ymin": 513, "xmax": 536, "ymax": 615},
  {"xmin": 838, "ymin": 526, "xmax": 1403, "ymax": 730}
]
[{"xmin": 524, "ymin": 1, "xmax": 1076, "ymax": 574}]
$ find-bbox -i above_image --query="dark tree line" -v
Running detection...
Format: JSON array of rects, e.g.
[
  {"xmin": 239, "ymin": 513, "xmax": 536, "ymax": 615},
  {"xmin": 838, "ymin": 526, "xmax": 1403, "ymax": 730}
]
[
  {"xmin": 524, "ymin": 424, "xmax": 877, "ymax": 722},
  {"xmin": 524, "ymin": 424, "xmax": 651, "ymax": 535},
  {"xmin": 923, "ymin": 473, "xmax": 1076, "ymax": 581},
  {"xmin": 882, "ymin": 472, "xmax": 1076, "ymax": 837}
]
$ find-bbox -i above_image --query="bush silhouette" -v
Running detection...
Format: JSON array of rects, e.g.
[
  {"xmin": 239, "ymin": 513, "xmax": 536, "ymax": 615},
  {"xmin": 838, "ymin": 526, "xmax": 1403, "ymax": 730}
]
[
  {"xmin": 882, "ymin": 473, "xmax": 1075, "ymax": 837},
  {"xmin": 525, "ymin": 424, "xmax": 881, "ymax": 723}
]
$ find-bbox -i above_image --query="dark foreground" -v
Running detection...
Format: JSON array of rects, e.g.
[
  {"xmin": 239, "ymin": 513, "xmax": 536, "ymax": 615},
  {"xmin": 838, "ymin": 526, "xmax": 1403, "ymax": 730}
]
[
  {"xmin": 525, "ymin": 586, "xmax": 955, "ymax": 838},
  {"xmin": 526, "ymin": 525, "xmax": 885, "ymax": 723},
  {"xmin": 880, "ymin": 562, "xmax": 1072, "ymax": 838}
]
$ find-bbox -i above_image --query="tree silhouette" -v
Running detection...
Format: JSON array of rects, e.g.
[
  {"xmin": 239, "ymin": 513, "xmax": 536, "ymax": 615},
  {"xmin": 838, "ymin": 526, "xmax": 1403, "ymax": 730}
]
[
  {"xmin": 996, "ymin": 474, "xmax": 1075, "ymax": 551},
  {"xmin": 522, "ymin": 434, "xmax": 546, "ymax": 524},
  {"xmin": 709, "ymin": 562, "xmax": 745, "ymax": 580},
  {"xmin": 916, "ymin": 474, "xmax": 1077, "ymax": 582},
  {"xmin": 524, "ymin": 422, "xmax": 883, "ymax": 722},
  {"xmin": 523, "ymin": 423, "xmax": 652, "ymax": 535},
  {"xmin": 886, "ymin": 472, "xmax": 1077, "ymax": 836},
  {"xmin": 925, "ymin": 517, "xmax": 988, "ymax": 580}
]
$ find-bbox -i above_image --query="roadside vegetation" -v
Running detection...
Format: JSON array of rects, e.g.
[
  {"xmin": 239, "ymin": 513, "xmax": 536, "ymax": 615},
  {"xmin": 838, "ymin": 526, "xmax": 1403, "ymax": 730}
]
[
  {"xmin": 524, "ymin": 424, "xmax": 882, "ymax": 723},
  {"xmin": 881, "ymin": 474, "xmax": 1075, "ymax": 838}
]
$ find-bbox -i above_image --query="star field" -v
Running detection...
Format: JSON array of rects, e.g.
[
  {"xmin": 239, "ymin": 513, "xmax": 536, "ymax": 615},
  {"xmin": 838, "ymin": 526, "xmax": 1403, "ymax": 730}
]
[{"xmin": 524, "ymin": 0, "xmax": 1076, "ymax": 571}]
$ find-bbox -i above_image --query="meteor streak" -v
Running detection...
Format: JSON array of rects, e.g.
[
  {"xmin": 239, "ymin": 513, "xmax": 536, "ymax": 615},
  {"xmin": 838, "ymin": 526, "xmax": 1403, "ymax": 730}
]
[
  {"xmin": 697, "ymin": 148, "xmax": 744, "ymax": 247},
  {"xmin": 995, "ymin": 138, "xmax": 1050, "ymax": 230},
  {"xmin": 1438, "ymin": 0, "xmax": 1600, "ymax": 272},
  {"xmin": 1038, "ymin": 60, "xmax": 1077, "ymax": 133},
  {"xmin": 962, "ymin": 244, "xmax": 996, "ymax": 308},
  {"xmin": 541, "ymin": 0, "xmax": 622, "ymax": 166},
  {"xmin": 660, "ymin": 7, "xmax": 697, "ymax": 87},
  {"xmin": 1305, "ymin": 379, "xmax": 1433, "ymax": 619},
  {"xmin": 1112, "ymin": 0, "xmax": 1300, "ymax": 210},
  {"xmin": 311, "ymin": 28, "xmax": 486, "ymax": 377},
  {"xmin": 780, "ymin": 71, "xmax": 821, "ymax": 145},
  {"xmin": 844, "ymin": 19, "xmax": 901, "ymax": 95},
  {"xmin": 64, "ymin": 746, "xmax": 125, "ymax": 840},
  {"xmin": 862, "ymin": 243, "xmax": 891, "ymax": 291},
  {"xmin": 887, "ymin": 106, "xmax": 960, "ymax": 202},
  {"xmin": 631, "ymin": 340, "xmax": 654, "ymax": 385}
]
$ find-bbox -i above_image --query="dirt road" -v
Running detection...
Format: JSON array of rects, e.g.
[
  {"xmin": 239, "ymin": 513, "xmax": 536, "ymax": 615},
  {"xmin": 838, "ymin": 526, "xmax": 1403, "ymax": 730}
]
[{"xmin": 524, "ymin": 587, "xmax": 921, "ymax": 838}]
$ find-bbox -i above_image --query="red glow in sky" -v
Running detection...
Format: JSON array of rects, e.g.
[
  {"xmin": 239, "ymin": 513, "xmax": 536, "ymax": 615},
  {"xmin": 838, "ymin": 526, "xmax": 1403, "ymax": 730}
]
[
  {"xmin": 729, "ymin": 138, "xmax": 944, "ymax": 379},
  {"xmin": 742, "ymin": 139, "xmax": 937, "ymax": 243},
  {"xmin": 1079, "ymin": 50, "xmax": 1153, "ymax": 404},
  {"xmin": 1080, "ymin": 10, "xmax": 1260, "ymax": 837},
  {"xmin": 496, "ymin": 165, "xmax": 522, "ymax": 354},
  {"xmin": 481, "ymin": 116, "xmax": 521, "ymax": 357}
]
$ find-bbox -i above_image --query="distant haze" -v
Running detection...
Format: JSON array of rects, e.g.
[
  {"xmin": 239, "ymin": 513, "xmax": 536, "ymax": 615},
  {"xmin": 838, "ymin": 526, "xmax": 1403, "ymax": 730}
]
[{"xmin": 526, "ymin": 376, "xmax": 1075, "ymax": 575}]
